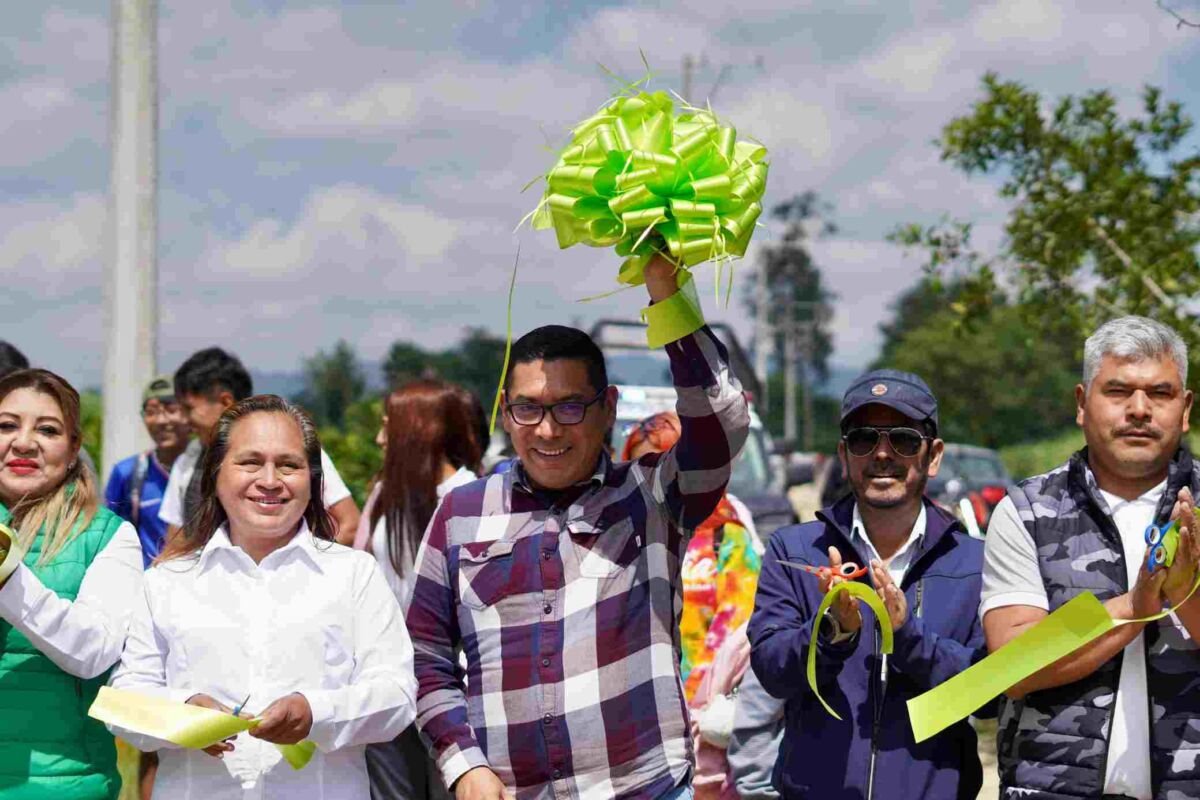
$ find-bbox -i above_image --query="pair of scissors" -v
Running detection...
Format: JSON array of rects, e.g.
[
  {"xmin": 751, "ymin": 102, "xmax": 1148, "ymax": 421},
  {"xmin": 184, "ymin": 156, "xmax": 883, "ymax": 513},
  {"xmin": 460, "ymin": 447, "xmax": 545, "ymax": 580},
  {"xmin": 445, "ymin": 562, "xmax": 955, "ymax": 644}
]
[
  {"xmin": 1145, "ymin": 521, "xmax": 1181, "ymax": 575},
  {"xmin": 230, "ymin": 693, "xmax": 251, "ymax": 718},
  {"xmin": 779, "ymin": 559, "xmax": 868, "ymax": 584}
]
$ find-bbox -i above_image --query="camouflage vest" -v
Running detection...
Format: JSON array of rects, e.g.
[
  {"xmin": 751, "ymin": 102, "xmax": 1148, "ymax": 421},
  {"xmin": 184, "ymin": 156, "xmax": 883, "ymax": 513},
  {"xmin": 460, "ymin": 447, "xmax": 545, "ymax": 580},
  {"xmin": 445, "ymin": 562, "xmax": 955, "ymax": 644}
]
[{"xmin": 998, "ymin": 447, "xmax": 1200, "ymax": 800}]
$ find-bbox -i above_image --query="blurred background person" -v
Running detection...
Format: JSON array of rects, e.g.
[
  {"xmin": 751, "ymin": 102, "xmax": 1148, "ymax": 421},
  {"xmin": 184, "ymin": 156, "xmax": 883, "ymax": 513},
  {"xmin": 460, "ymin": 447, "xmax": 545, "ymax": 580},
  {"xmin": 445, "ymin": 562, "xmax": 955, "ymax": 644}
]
[
  {"xmin": 622, "ymin": 411, "xmax": 762, "ymax": 702},
  {"xmin": 104, "ymin": 376, "xmax": 191, "ymax": 567},
  {"xmin": 0, "ymin": 368, "xmax": 144, "ymax": 799},
  {"xmin": 353, "ymin": 380, "xmax": 483, "ymax": 800}
]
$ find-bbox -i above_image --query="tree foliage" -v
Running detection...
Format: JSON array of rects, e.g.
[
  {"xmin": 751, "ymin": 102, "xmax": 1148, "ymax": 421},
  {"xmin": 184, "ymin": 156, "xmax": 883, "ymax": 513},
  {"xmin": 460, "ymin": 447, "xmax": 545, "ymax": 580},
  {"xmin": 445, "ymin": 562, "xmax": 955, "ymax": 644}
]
[
  {"xmin": 876, "ymin": 298, "xmax": 1079, "ymax": 448},
  {"xmin": 297, "ymin": 339, "xmax": 367, "ymax": 428},
  {"xmin": 900, "ymin": 73, "xmax": 1200, "ymax": 381},
  {"xmin": 382, "ymin": 327, "xmax": 505, "ymax": 409}
]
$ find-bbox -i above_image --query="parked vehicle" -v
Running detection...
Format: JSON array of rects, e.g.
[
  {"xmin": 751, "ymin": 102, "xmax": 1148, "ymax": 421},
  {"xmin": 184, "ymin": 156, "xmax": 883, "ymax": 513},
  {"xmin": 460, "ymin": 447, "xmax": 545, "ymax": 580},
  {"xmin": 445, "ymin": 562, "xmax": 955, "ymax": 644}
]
[
  {"xmin": 926, "ymin": 443, "xmax": 1014, "ymax": 530},
  {"xmin": 591, "ymin": 320, "xmax": 796, "ymax": 538}
]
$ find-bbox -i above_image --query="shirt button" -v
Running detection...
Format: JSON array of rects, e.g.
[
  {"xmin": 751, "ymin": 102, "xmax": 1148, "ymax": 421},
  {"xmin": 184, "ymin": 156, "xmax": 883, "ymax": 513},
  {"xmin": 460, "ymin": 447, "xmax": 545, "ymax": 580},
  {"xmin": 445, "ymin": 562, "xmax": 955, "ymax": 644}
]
[
  {"xmin": 541, "ymin": 657, "xmax": 550, "ymax": 667},
  {"xmin": 543, "ymin": 603, "xmax": 552, "ymax": 614},
  {"xmin": 553, "ymin": 769, "xmax": 562, "ymax": 779},
  {"xmin": 542, "ymin": 551, "xmax": 552, "ymax": 561},
  {"xmin": 544, "ymin": 714, "xmax": 552, "ymax": 724}
]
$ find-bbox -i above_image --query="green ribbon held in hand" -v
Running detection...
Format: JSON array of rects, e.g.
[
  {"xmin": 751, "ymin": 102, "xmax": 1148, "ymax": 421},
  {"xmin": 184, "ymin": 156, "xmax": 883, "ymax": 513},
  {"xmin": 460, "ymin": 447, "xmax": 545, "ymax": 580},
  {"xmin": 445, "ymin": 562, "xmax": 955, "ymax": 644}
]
[
  {"xmin": 809, "ymin": 581, "xmax": 894, "ymax": 720},
  {"xmin": 529, "ymin": 84, "xmax": 768, "ymax": 288}
]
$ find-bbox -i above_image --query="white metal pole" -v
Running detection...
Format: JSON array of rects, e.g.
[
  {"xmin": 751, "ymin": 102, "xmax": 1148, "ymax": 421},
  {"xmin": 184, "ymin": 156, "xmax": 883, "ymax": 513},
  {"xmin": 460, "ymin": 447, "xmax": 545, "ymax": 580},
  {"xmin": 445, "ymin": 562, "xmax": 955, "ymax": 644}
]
[{"xmin": 102, "ymin": 0, "xmax": 158, "ymax": 479}]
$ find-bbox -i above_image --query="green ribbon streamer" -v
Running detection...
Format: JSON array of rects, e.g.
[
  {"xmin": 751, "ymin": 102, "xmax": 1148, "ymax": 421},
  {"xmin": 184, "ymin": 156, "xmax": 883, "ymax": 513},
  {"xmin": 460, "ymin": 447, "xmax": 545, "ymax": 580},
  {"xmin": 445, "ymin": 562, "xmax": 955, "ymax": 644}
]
[
  {"xmin": 488, "ymin": 248, "xmax": 521, "ymax": 437},
  {"xmin": 907, "ymin": 569, "xmax": 1200, "ymax": 743},
  {"xmin": 530, "ymin": 86, "xmax": 768, "ymax": 291},
  {"xmin": 808, "ymin": 581, "xmax": 894, "ymax": 720}
]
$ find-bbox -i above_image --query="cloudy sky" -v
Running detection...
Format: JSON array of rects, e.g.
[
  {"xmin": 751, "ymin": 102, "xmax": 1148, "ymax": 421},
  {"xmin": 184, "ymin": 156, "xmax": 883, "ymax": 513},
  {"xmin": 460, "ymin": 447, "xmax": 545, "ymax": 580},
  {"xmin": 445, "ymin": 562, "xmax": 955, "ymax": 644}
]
[{"xmin": 5, "ymin": 0, "xmax": 1200, "ymax": 391}]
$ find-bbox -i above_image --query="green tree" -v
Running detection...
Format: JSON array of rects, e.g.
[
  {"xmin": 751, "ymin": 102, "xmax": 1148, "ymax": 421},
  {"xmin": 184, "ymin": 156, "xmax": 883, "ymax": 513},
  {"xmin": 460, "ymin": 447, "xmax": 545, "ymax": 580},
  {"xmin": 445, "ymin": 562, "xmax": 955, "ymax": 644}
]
[
  {"xmin": 440, "ymin": 328, "xmax": 507, "ymax": 409},
  {"xmin": 904, "ymin": 73, "xmax": 1200, "ymax": 378},
  {"xmin": 878, "ymin": 301, "xmax": 1079, "ymax": 447},
  {"xmin": 318, "ymin": 396, "xmax": 383, "ymax": 505},
  {"xmin": 297, "ymin": 340, "xmax": 366, "ymax": 428},
  {"xmin": 382, "ymin": 341, "xmax": 442, "ymax": 389},
  {"xmin": 81, "ymin": 391, "xmax": 102, "ymax": 469}
]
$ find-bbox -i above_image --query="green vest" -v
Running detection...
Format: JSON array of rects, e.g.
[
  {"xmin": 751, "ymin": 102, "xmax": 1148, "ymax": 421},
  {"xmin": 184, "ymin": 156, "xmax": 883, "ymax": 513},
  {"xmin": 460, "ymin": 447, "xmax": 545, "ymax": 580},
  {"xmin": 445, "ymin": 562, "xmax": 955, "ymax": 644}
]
[{"xmin": 0, "ymin": 503, "xmax": 124, "ymax": 800}]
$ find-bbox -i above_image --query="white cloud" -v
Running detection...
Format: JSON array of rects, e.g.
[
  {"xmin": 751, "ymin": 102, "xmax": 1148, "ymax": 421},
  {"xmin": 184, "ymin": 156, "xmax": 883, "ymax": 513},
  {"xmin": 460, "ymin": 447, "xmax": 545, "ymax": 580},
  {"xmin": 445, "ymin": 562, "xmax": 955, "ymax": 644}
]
[
  {"xmin": 860, "ymin": 33, "xmax": 957, "ymax": 95},
  {"xmin": 205, "ymin": 184, "xmax": 459, "ymax": 278},
  {"xmin": 0, "ymin": 193, "xmax": 105, "ymax": 281},
  {"xmin": 970, "ymin": 0, "xmax": 1066, "ymax": 43}
]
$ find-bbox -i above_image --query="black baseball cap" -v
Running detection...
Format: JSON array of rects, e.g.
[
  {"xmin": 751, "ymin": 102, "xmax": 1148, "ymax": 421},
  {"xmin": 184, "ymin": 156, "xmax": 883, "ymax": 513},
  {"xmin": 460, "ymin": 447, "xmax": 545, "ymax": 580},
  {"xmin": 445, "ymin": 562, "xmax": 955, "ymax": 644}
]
[{"xmin": 840, "ymin": 369, "xmax": 938, "ymax": 435}]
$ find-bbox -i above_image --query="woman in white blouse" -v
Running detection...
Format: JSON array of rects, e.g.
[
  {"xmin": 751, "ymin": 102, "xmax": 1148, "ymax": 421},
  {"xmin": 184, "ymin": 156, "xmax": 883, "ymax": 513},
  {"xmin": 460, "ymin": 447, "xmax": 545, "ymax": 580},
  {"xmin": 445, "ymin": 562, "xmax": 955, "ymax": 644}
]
[
  {"xmin": 352, "ymin": 380, "xmax": 482, "ymax": 799},
  {"xmin": 0, "ymin": 369, "xmax": 144, "ymax": 799},
  {"xmin": 109, "ymin": 394, "xmax": 417, "ymax": 799}
]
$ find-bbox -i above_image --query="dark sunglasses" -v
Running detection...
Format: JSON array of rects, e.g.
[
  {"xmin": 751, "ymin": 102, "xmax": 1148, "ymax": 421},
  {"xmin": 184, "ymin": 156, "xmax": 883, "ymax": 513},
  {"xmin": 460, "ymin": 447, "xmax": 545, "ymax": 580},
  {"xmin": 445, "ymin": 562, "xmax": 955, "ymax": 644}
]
[
  {"xmin": 506, "ymin": 388, "xmax": 608, "ymax": 427},
  {"xmin": 843, "ymin": 426, "xmax": 931, "ymax": 458}
]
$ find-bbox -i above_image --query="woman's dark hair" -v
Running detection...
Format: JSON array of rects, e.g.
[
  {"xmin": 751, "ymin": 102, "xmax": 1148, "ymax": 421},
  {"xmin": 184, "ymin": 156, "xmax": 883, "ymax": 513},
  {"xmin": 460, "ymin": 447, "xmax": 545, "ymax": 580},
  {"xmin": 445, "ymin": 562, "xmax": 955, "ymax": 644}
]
[
  {"xmin": 158, "ymin": 395, "xmax": 334, "ymax": 562},
  {"xmin": 0, "ymin": 342, "xmax": 29, "ymax": 381},
  {"xmin": 372, "ymin": 380, "xmax": 482, "ymax": 576}
]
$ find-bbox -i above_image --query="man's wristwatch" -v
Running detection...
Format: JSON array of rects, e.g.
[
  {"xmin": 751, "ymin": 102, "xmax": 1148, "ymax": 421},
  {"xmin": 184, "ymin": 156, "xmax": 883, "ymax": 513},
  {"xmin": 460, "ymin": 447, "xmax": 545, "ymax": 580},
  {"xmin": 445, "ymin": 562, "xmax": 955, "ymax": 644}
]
[{"xmin": 820, "ymin": 610, "xmax": 859, "ymax": 645}]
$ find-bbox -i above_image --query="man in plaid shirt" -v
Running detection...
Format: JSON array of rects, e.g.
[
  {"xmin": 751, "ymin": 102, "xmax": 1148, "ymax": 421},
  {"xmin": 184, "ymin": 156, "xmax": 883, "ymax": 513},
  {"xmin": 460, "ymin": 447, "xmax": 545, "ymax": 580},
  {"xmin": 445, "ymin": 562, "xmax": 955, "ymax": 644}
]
[{"xmin": 406, "ymin": 256, "xmax": 751, "ymax": 800}]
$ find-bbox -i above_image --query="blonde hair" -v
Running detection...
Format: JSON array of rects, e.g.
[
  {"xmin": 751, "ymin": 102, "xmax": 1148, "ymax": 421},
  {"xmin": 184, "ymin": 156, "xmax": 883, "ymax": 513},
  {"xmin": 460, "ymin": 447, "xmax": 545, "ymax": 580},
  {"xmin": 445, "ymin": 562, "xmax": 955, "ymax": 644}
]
[{"xmin": 0, "ymin": 369, "xmax": 99, "ymax": 564}]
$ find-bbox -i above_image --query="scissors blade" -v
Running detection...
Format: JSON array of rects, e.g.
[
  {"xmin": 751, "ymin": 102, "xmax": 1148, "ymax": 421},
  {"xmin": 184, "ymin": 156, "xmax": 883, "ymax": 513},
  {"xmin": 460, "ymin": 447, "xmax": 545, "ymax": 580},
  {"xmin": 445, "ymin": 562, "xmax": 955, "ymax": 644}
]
[
  {"xmin": 230, "ymin": 693, "xmax": 251, "ymax": 717},
  {"xmin": 778, "ymin": 559, "xmax": 820, "ymax": 572}
]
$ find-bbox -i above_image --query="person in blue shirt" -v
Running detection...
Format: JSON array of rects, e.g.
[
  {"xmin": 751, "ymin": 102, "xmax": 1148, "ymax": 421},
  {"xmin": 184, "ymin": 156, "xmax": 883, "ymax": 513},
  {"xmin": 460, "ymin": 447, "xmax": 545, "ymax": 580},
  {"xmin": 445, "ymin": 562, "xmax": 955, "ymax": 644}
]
[{"xmin": 104, "ymin": 375, "xmax": 191, "ymax": 567}]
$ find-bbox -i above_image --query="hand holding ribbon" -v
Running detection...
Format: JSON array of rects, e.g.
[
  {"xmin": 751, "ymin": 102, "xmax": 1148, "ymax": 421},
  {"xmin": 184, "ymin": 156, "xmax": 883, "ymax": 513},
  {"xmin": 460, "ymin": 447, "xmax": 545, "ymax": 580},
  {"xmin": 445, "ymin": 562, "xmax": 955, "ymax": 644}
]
[{"xmin": 1163, "ymin": 488, "xmax": 1198, "ymax": 607}]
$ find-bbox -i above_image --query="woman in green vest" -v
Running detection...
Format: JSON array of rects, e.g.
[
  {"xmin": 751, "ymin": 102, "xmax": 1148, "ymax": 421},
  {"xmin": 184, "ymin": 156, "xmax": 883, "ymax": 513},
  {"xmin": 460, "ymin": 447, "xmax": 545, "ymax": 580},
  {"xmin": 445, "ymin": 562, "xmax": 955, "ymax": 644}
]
[{"xmin": 0, "ymin": 369, "xmax": 145, "ymax": 799}]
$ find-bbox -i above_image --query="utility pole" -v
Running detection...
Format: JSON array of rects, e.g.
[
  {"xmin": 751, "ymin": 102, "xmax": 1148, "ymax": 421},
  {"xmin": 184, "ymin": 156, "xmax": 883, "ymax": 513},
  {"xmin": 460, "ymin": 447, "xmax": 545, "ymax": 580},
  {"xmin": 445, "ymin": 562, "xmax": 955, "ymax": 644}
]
[
  {"xmin": 754, "ymin": 256, "xmax": 772, "ymax": 415},
  {"xmin": 103, "ymin": 0, "xmax": 158, "ymax": 478},
  {"xmin": 682, "ymin": 54, "xmax": 694, "ymax": 105},
  {"xmin": 783, "ymin": 301, "xmax": 829, "ymax": 451}
]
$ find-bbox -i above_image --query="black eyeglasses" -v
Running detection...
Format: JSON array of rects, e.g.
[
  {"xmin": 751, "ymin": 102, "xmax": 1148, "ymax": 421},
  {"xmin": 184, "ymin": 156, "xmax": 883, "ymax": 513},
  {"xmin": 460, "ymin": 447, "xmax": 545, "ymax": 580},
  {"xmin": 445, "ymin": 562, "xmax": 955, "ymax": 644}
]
[
  {"xmin": 843, "ymin": 426, "xmax": 930, "ymax": 458},
  {"xmin": 506, "ymin": 388, "xmax": 608, "ymax": 427}
]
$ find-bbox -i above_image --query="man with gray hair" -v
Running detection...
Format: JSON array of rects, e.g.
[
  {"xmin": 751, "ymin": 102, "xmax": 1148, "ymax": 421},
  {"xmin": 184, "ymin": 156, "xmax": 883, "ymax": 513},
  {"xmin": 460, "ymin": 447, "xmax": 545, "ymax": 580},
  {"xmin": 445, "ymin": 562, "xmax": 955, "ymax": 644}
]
[{"xmin": 981, "ymin": 315, "xmax": 1200, "ymax": 800}]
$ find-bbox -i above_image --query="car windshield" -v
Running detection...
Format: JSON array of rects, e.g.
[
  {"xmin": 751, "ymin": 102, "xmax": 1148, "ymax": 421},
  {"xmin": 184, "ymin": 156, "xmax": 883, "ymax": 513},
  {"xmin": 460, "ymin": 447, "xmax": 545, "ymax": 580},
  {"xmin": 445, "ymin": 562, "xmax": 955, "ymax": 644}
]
[
  {"xmin": 606, "ymin": 349, "xmax": 674, "ymax": 387},
  {"xmin": 611, "ymin": 420, "xmax": 772, "ymax": 496},
  {"xmin": 941, "ymin": 451, "xmax": 1009, "ymax": 484}
]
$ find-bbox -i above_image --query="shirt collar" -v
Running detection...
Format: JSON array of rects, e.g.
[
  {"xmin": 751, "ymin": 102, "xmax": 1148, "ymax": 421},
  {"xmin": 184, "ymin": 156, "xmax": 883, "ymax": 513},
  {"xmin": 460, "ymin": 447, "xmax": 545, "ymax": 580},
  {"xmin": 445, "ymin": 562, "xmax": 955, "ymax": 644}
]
[
  {"xmin": 197, "ymin": 520, "xmax": 325, "ymax": 574},
  {"xmin": 1096, "ymin": 478, "xmax": 1167, "ymax": 514},
  {"xmin": 850, "ymin": 502, "xmax": 927, "ymax": 565}
]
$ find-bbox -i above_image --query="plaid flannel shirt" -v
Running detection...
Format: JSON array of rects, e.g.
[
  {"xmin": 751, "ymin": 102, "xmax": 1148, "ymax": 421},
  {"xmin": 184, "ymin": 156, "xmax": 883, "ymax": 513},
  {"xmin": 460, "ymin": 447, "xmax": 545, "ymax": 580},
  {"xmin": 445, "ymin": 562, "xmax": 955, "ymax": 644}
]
[{"xmin": 406, "ymin": 325, "xmax": 750, "ymax": 800}]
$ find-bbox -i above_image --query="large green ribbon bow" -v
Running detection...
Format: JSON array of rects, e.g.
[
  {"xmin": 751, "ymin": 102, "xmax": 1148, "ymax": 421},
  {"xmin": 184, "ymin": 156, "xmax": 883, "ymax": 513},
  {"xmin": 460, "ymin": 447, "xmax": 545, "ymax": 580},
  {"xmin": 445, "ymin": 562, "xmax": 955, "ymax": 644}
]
[{"xmin": 531, "ymin": 88, "xmax": 768, "ymax": 286}]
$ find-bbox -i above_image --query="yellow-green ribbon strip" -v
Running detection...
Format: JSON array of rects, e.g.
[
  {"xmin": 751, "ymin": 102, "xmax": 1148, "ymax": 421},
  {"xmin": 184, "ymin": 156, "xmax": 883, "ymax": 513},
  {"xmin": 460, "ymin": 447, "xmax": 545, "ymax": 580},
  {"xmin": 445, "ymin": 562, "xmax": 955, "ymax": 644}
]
[
  {"xmin": 808, "ymin": 581, "xmax": 894, "ymax": 720},
  {"xmin": 88, "ymin": 686, "xmax": 316, "ymax": 770},
  {"xmin": 529, "ymin": 84, "xmax": 768, "ymax": 290},
  {"xmin": 907, "ymin": 572, "xmax": 1200, "ymax": 743},
  {"xmin": 0, "ymin": 522, "xmax": 25, "ymax": 587},
  {"xmin": 641, "ymin": 271, "xmax": 705, "ymax": 348}
]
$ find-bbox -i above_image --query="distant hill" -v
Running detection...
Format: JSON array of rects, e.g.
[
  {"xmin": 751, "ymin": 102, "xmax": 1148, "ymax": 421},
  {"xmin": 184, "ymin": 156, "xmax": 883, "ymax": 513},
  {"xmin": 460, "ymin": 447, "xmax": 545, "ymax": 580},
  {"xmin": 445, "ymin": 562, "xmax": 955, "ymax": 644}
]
[{"xmin": 251, "ymin": 361, "xmax": 387, "ymax": 401}]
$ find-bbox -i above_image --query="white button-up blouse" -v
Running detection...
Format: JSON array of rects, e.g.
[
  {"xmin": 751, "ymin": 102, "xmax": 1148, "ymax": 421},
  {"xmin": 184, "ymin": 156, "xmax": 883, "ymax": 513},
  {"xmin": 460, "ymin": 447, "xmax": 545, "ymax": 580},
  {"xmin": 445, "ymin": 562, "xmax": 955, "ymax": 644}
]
[{"xmin": 108, "ymin": 523, "xmax": 417, "ymax": 799}]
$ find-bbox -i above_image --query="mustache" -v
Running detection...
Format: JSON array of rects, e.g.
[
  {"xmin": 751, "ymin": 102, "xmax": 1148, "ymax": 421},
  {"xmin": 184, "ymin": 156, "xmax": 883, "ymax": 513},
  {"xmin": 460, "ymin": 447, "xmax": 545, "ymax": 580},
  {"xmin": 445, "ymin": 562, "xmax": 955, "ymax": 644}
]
[
  {"xmin": 1115, "ymin": 426, "xmax": 1162, "ymax": 439},
  {"xmin": 866, "ymin": 469, "xmax": 907, "ymax": 478}
]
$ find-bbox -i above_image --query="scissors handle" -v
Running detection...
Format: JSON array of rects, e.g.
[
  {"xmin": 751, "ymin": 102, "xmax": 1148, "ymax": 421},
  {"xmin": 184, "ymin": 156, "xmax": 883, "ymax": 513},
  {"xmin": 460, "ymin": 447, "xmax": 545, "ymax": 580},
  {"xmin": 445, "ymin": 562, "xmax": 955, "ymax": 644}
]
[{"xmin": 1146, "ymin": 522, "xmax": 1180, "ymax": 574}]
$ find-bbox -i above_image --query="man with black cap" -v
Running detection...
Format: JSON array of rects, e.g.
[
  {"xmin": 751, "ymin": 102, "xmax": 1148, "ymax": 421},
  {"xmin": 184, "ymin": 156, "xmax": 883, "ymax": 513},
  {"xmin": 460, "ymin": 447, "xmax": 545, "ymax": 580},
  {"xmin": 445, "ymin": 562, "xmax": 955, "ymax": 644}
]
[{"xmin": 748, "ymin": 369, "xmax": 988, "ymax": 800}]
